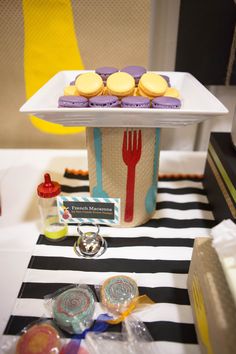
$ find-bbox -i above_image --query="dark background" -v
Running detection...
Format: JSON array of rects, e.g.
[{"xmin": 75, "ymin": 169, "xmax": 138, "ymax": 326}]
[{"xmin": 176, "ymin": 0, "xmax": 236, "ymax": 85}]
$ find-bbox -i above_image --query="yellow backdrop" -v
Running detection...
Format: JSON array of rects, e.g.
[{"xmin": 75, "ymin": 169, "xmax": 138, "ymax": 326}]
[{"xmin": 23, "ymin": 0, "xmax": 84, "ymax": 134}]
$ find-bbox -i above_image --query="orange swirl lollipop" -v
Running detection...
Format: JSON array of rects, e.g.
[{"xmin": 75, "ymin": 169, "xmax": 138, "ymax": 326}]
[{"xmin": 16, "ymin": 322, "xmax": 61, "ymax": 354}]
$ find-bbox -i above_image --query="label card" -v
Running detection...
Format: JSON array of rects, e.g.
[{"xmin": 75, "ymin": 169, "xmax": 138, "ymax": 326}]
[{"xmin": 57, "ymin": 196, "xmax": 120, "ymax": 225}]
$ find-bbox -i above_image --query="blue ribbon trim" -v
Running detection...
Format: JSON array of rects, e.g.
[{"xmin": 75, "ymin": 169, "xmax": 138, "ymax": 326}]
[{"xmin": 62, "ymin": 314, "xmax": 113, "ymax": 353}]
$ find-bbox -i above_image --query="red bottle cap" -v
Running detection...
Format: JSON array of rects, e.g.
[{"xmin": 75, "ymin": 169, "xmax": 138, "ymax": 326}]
[{"xmin": 37, "ymin": 173, "xmax": 61, "ymax": 198}]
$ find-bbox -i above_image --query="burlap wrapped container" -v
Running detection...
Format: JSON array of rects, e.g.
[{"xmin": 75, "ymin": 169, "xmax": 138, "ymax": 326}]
[{"xmin": 86, "ymin": 127, "xmax": 160, "ymax": 227}]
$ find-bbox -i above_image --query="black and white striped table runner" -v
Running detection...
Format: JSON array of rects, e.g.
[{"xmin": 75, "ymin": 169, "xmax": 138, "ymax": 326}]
[{"xmin": 3, "ymin": 174, "xmax": 216, "ymax": 354}]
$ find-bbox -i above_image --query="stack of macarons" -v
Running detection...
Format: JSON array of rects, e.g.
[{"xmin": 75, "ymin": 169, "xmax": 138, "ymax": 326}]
[{"xmin": 58, "ymin": 66, "xmax": 181, "ymax": 109}]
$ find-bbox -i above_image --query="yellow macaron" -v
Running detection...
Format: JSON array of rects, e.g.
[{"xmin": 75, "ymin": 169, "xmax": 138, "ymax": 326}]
[
  {"xmin": 106, "ymin": 72, "xmax": 135, "ymax": 97},
  {"xmin": 64, "ymin": 85, "xmax": 79, "ymax": 96},
  {"xmin": 138, "ymin": 73, "xmax": 168, "ymax": 97},
  {"xmin": 163, "ymin": 87, "xmax": 180, "ymax": 98},
  {"xmin": 75, "ymin": 72, "xmax": 104, "ymax": 98},
  {"xmin": 133, "ymin": 87, "xmax": 139, "ymax": 96},
  {"xmin": 102, "ymin": 86, "xmax": 109, "ymax": 95},
  {"xmin": 136, "ymin": 87, "xmax": 156, "ymax": 99}
]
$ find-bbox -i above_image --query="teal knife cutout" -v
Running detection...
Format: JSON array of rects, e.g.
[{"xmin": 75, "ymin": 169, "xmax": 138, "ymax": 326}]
[
  {"xmin": 145, "ymin": 128, "xmax": 160, "ymax": 214},
  {"xmin": 92, "ymin": 128, "xmax": 109, "ymax": 198}
]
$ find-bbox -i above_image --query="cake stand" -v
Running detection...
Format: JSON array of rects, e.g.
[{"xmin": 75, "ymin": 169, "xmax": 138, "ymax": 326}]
[{"xmin": 20, "ymin": 71, "xmax": 228, "ymax": 227}]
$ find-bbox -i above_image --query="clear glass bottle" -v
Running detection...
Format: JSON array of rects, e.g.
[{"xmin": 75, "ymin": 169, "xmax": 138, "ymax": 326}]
[{"xmin": 37, "ymin": 173, "xmax": 68, "ymax": 241}]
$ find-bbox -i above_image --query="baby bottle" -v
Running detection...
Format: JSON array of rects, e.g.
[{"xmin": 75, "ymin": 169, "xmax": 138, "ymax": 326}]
[{"xmin": 37, "ymin": 173, "xmax": 68, "ymax": 241}]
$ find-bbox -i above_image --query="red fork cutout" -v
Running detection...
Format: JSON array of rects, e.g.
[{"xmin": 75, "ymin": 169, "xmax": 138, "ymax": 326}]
[{"xmin": 122, "ymin": 129, "xmax": 142, "ymax": 222}]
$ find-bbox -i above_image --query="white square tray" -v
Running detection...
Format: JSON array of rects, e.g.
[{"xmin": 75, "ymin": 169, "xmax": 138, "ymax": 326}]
[{"xmin": 20, "ymin": 70, "xmax": 228, "ymax": 128}]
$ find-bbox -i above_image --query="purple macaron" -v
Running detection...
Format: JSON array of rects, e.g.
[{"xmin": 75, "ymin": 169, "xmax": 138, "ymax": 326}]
[
  {"xmin": 95, "ymin": 67, "xmax": 119, "ymax": 82},
  {"xmin": 121, "ymin": 96, "xmax": 150, "ymax": 108},
  {"xmin": 120, "ymin": 66, "xmax": 147, "ymax": 84},
  {"xmin": 58, "ymin": 95, "xmax": 88, "ymax": 108},
  {"xmin": 152, "ymin": 96, "xmax": 181, "ymax": 109},
  {"xmin": 89, "ymin": 95, "xmax": 119, "ymax": 107},
  {"xmin": 160, "ymin": 75, "xmax": 171, "ymax": 87},
  {"xmin": 70, "ymin": 74, "xmax": 81, "ymax": 85}
]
